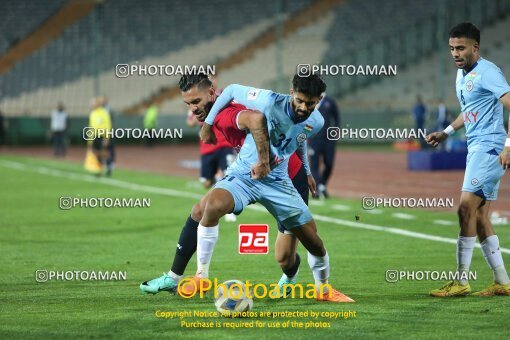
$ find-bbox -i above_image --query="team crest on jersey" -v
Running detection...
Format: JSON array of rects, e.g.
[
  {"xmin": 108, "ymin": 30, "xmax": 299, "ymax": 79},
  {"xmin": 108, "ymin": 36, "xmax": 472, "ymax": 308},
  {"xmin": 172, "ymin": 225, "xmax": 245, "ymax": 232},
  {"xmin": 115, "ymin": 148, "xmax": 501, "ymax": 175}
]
[
  {"xmin": 471, "ymin": 178, "xmax": 479, "ymax": 186},
  {"xmin": 465, "ymin": 80, "xmax": 474, "ymax": 92},
  {"xmin": 296, "ymin": 133, "xmax": 307, "ymax": 143},
  {"xmin": 247, "ymin": 89, "xmax": 261, "ymax": 100}
]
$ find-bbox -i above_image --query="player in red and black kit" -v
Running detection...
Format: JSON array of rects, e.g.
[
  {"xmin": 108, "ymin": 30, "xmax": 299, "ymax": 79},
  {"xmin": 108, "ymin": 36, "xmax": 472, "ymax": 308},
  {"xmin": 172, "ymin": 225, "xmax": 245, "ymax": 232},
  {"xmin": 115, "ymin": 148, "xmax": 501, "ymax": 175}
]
[
  {"xmin": 187, "ymin": 96, "xmax": 234, "ymax": 189},
  {"xmin": 140, "ymin": 74, "xmax": 317, "ymax": 295}
]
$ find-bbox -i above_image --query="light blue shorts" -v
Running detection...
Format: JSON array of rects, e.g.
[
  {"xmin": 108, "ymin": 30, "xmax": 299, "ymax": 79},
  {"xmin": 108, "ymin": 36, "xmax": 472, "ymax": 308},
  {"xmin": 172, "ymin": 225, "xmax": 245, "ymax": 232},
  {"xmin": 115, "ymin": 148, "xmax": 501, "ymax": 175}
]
[
  {"xmin": 213, "ymin": 169, "xmax": 312, "ymax": 229},
  {"xmin": 462, "ymin": 149, "xmax": 506, "ymax": 201}
]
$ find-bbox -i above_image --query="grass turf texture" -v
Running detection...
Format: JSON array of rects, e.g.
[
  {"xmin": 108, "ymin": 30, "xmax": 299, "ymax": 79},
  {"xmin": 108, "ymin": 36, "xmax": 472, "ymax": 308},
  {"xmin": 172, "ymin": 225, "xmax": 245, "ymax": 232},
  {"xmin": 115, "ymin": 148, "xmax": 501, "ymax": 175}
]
[{"xmin": 1, "ymin": 154, "xmax": 509, "ymax": 339}]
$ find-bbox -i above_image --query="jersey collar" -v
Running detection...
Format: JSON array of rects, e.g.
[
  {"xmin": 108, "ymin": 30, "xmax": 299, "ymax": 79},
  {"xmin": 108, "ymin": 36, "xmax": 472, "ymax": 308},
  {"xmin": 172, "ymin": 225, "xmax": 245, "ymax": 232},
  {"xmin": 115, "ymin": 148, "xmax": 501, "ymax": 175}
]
[{"xmin": 462, "ymin": 57, "xmax": 481, "ymax": 77}]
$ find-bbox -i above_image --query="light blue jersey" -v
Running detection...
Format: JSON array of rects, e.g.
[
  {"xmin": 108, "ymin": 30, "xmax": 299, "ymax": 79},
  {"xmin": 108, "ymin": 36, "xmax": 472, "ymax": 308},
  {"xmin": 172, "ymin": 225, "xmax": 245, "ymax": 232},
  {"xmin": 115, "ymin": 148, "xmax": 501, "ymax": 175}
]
[
  {"xmin": 207, "ymin": 84, "xmax": 324, "ymax": 228},
  {"xmin": 206, "ymin": 84, "xmax": 324, "ymax": 178},
  {"xmin": 456, "ymin": 57, "xmax": 510, "ymax": 152}
]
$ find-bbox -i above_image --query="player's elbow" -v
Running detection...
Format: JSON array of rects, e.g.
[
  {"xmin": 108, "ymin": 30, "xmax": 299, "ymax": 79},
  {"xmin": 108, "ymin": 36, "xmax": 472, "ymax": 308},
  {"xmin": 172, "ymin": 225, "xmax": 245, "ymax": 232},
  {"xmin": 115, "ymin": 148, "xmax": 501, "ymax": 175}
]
[{"xmin": 242, "ymin": 111, "xmax": 265, "ymax": 130}]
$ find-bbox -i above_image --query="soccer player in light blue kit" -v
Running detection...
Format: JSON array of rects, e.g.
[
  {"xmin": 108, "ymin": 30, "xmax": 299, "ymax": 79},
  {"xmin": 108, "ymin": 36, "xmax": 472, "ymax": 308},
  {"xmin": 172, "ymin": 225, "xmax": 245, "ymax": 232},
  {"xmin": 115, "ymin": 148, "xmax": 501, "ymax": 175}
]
[
  {"xmin": 426, "ymin": 22, "xmax": 510, "ymax": 297},
  {"xmin": 194, "ymin": 74, "xmax": 354, "ymax": 302}
]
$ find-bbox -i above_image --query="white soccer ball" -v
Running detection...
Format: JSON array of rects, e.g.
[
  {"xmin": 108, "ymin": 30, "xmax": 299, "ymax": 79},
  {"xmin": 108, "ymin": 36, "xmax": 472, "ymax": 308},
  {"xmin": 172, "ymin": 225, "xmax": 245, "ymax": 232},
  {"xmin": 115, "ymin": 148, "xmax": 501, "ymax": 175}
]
[{"xmin": 214, "ymin": 280, "xmax": 253, "ymax": 317}]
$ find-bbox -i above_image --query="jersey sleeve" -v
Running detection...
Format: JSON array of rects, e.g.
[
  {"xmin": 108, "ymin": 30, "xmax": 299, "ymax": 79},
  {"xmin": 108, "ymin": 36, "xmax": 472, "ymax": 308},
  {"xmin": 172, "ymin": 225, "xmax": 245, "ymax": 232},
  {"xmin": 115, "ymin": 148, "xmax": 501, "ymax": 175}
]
[
  {"xmin": 296, "ymin": 140, "xmax": 311, "ymax": 176},
  {"xmin": 205, "ymin": 84, "xmax": 274, "ymax": 125},
  {"xmin": 215, "ymin": 105, "xmax": 244, "ymax": 131},
  {"xmin": 483, "ymin": 67, "xmax": 510, "ymax": 99}
]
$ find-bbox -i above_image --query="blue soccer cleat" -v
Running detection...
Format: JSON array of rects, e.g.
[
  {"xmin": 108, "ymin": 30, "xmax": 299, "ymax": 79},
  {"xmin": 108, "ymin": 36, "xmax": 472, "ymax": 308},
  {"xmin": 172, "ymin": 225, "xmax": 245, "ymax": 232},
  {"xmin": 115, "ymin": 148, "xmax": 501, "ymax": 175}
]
[{"xmin": 140, "ymin": 273, "xmax": 178, "ymax": 294}]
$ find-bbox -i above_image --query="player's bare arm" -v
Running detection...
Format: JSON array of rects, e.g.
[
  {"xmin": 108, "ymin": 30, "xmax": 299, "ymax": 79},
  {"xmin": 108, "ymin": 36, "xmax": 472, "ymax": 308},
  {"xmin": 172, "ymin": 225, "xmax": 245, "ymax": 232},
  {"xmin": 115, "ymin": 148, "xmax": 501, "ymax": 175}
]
[
  {"xmin": 425, "ymin": 113, "xmax": 464, "ymax": 147},
  {"xmin": 307, "ymin": 175, "xmax": 317, "ymax": 198},
  {"xmin": 200, "ymin": 122, "xmax": 216, "ymax": 144},
  {"xmin": 498, "ymin": 92, "xmax": 510, "ymax": 169},
  {"xmin": 237, "ymin": 110, "xmax": 271, "ymax": 179}
]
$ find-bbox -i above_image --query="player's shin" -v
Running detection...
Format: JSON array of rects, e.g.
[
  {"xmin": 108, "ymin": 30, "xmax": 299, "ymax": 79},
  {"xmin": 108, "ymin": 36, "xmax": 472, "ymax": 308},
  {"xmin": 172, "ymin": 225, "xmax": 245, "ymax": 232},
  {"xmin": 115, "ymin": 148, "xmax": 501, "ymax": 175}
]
[
  {"xmin": 481, "ymin": 235, "xmax": 510, "ymax": 284},
  {"xmin": 196, "ymin": 224, "xmax": 219, "ymax": 278},
  {"xmin": 169, "ymin": 215, "xmax": 199, "ymax": 281},
  {"xmin": 307, "ymin": 251, "xmax": 330, "ymax": 293},
  {"xmin": 282, "ymin": 253, "xmax": 300, "ymax": 280},
  {"xmin": 456, "ymin": 235, "xmax": 476, "ymax": 285}
]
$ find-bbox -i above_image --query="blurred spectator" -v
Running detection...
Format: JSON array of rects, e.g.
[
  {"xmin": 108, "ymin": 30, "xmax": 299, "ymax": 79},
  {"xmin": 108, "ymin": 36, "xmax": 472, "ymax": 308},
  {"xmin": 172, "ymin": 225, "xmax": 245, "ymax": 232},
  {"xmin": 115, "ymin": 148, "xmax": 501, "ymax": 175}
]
[
  {"xmin": 0, "ymin": 110, "xmax": 5, "ymax": 145},
  {"xmin": 100, "ymin": 95, "xmax": 115, "ymax": 176},
  {"xmin": 50, "ymin": 102, "xmax": 68, "ymax": 156},
  {"xmin": 144, "ymin": 104, "xmax": 158, "ymax": 147},
  {"xmin": 309, "ymin": 94, "xmax": 340, "ymax": 198},
  {"xmin": 88, "ymin": 97, "xmax": 111, "ymax": 174},
  {"xmin": 435, "ymin": 100, "xmax": 449, "ymax": 131},
  {"xmin": 412, "ymin": 95, "xmax": 426, "ymax": 131}
]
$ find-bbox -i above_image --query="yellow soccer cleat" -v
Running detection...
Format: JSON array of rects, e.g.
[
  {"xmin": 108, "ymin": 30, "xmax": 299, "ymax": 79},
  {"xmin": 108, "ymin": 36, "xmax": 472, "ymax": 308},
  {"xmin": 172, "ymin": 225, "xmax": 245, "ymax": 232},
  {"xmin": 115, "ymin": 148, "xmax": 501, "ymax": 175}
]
[
  {"xmin": 472, "ymin": 282, "xmax": 510, "ymax": 296},
  {"xmin": 429, "ymin": 280, "xmax": 471, "ymax": 297}
]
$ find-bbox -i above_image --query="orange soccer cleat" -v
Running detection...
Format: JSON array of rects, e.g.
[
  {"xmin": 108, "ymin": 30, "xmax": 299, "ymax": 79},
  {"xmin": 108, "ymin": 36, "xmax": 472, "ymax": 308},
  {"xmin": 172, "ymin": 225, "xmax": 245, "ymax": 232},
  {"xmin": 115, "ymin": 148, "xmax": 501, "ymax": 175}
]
[
  {"xmin": 316, "ymin": 288, "xmax": 355, "ymax": 303},
  {"xmin": 178, "ymin": 274, "xmax": 212, "ymax": 298}
]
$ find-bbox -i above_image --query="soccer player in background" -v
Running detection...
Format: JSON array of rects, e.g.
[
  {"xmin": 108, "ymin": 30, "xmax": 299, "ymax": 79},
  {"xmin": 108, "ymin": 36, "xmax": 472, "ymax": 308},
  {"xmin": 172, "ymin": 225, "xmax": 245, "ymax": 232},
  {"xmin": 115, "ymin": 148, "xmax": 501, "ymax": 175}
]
[
  {"xmin": 308, "ymin": 94, "xmax": 340, "ymax": 198},
  {"xmin": 140, "ymin": 74, "xmax": 314, "ymax": 296},
  {"xmin": 197, "ymin": 74, "xmax": 354, "ymax": 302},
  {"xmin": 426, "ymin": 22, "xmax": 510, "ymax": 297}
]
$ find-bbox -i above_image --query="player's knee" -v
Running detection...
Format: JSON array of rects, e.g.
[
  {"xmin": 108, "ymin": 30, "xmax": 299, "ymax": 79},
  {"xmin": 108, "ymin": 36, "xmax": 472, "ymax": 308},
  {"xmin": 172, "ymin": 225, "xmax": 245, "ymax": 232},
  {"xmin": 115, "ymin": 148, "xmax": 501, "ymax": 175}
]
[
  {"xmin": 457, "ymin": 203, "xmax": 475, "ymax": 221},
  {"xmin": 204, "ymin": 195, "xmax": 230, "ymax": 219},
  {"xmin": 190, "ymin": 203, "xmax": 203, "ymax": 221}
]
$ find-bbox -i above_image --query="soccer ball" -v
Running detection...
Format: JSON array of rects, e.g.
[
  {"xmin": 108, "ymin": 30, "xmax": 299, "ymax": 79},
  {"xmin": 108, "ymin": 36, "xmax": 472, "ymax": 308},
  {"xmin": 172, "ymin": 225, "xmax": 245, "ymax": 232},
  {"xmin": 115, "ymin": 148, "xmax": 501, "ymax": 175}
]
[{"xmin": 214, "ymin": 280, "xmax": 253, "ymax": 317}]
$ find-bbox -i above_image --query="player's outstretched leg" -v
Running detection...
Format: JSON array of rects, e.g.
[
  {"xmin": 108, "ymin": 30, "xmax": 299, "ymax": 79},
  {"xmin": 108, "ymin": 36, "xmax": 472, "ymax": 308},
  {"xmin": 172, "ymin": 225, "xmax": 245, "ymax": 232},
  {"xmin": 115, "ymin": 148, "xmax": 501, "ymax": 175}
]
[
  {"xmin": 472, "ymin": 202, "xmax": 510, "ymax": 296},
  {"xmin": 275, "ymin": 229, "xmax": 300, "ymax": 297},
  {"xmin": 140, "ymin": 196, "xmax": 208, "ymax": 294},
  {"xmin": 180, "ymin": 188, "xmax": 235, "ymax": 296},
  {"xmin": 291, "ymin": 219, "xmax": 354, "ymax": 303},
  {"xmin": 430, "ymin": 192, "xmax": 481, "ymax": 297}
]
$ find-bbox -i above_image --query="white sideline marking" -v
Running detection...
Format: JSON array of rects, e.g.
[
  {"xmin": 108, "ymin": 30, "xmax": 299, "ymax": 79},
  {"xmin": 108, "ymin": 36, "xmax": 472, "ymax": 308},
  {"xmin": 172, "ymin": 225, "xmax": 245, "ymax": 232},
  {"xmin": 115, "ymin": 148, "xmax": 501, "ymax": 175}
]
[
  {"xmin": 392, "ymin": 213, "xmax": 416, "ymax": 220},
  {"xmin": 434, "ymin": 220, "xmax": 457, "ymax": 226},
  {"xmin": 1, "ymin": 159, "xmax": 509, "ymax": 255},
  {"xmin": 364, "ymin": 209, "xmax": 383, "ymax": 215},
  {"xmin": 332, "ymin": 204, "xmax": 351, "ymax": 211},
  {"xmin": 309, "ymin": 200, "xmax": 325, "ymax": 206}
]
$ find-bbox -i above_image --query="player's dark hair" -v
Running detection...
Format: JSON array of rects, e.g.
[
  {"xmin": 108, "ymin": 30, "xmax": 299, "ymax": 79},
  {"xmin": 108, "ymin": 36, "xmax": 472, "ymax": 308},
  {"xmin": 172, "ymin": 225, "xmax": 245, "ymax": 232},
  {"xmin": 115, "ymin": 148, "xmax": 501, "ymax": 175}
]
[
  {"xmin": 292, "ymin": 73, "xmax": 326, "ymax": 98},
  {"xmin": 178, "ymin": 74, "xmax": 212, "ymax": 92},
  {"xmin": 449, "ymin": 22, "xmax": 480, "ymax": 44}
]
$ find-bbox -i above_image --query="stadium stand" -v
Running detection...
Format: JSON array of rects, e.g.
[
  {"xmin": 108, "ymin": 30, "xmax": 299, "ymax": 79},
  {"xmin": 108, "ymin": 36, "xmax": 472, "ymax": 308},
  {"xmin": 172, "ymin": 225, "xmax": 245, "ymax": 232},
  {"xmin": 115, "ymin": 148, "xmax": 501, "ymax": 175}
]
[
  {"xmin": 0, "ymin": 0, "xmax": 66, "ymax": 55},
  {"xmin": 0, "ymin": 0, "xmax": 313, "ymax": 116}
]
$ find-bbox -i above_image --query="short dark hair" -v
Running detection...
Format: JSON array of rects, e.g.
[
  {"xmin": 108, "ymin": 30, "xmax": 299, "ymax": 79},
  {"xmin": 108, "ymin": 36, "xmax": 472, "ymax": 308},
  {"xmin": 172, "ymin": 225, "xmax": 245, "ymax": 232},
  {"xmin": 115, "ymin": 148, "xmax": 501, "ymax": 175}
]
[
  {"xmin": 292, "ymin": 73, "xmax": 326, "ymax": 98},
  {"xmin": 449, "ymin": 22, "xmax": 480, "ymax": 44},
  {"xmin": 178, "ymin": 74, "xmax": 212, "ymax": 92}
]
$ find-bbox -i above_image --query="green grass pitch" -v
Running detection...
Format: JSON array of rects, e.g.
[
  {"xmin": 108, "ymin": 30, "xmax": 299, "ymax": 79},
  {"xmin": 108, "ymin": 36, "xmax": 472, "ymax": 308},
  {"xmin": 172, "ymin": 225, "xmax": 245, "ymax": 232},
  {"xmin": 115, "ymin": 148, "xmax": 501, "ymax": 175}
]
[{"xmin": 1, "ymin": 155, "xmax": 510, "ymax": 339}]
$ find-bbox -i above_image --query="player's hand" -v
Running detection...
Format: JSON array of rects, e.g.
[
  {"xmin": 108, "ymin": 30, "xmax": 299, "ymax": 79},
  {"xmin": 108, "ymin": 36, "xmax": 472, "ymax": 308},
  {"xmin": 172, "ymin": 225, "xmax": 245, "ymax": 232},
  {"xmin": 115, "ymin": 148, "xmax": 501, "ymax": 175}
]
[
  {"xmin": 499, "ymin": 147, "xmax": 510, "ymax": 170},
  {"xmin": 200, "ymin": 123, "xmax": 217, "ymax": 144},
  {"xmin": 425, "ymin": 131, "xmax": 448, "ymax": 147},
  {"xmin": 251, "ymin": 161, "xmax": 270, "ymax": 179},
  {"xmin": 307, "ymin": 175, "xmax": 318, "ymax": 198}
]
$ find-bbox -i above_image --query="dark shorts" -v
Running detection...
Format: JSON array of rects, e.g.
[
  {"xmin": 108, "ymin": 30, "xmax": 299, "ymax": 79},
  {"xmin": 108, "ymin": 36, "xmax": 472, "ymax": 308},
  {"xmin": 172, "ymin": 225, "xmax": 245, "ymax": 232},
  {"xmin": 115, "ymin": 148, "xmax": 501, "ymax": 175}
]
[
  {"xmin": 200, "ymin": 147, "xmax": 234, "ymax": 181},
  {"xmin": 278, "ymin": 165, "xmax": 309, "ymax": 233},
  {"xmin": 92, "ymin": 137, "xmax": 104, "ymax": 152}
]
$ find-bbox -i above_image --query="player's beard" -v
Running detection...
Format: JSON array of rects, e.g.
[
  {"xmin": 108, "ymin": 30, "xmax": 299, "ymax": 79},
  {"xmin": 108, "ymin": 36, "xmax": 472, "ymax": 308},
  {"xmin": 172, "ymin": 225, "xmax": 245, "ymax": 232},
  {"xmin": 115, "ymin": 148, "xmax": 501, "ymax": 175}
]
[
  {"xmin": 291, "ymin": 101, "xmax": 310, "ymax": 122},
  {"xmin": 196, "ymin": 101, "xmax": 214, "ymax": 122}
]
